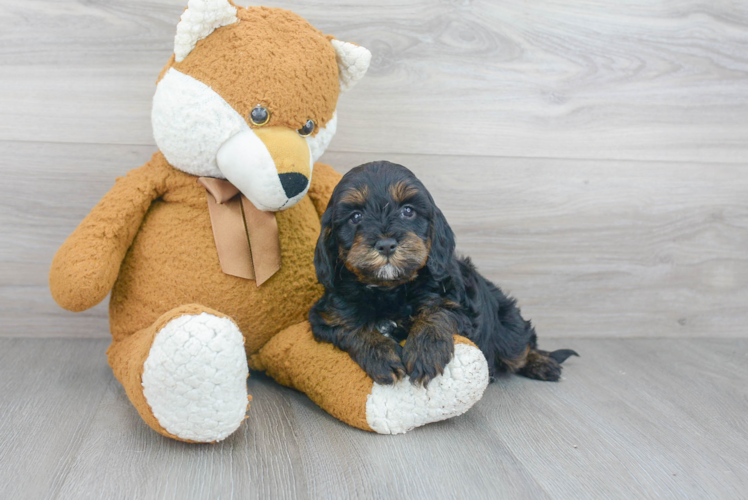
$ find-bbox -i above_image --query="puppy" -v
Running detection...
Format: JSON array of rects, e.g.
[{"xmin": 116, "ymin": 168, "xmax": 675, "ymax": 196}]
[{"xmin": 310, "ymin": 161, "xmax": 577, "ymax": 386}]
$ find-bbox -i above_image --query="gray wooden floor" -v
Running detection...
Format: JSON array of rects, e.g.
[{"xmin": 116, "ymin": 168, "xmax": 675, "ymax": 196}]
[
  {"xmin": 1, "ymin": 0, "xmax": 747, "ymax": 498},
  {"xmin": 1, "ymin": 337, "xmax": 746, "ymax": 499}
]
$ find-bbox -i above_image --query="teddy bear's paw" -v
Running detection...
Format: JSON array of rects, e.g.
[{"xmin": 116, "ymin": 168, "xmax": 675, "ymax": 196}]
[
  {"xmin": 365, "ymin": 343, "xmax": 489, "ymax": 434},
  {"xmin": 142, "ymin": 312, "xmax": 249, "ymax": 442}
]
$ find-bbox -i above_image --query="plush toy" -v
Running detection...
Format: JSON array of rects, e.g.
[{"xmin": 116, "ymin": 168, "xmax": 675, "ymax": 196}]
[{"xmin": 49, "ymin": 0, "xmax": 489, "ymax": 442}]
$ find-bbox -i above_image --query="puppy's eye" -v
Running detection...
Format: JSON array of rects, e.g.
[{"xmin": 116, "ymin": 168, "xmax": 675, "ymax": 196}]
[
  {"xmin": 250, "ymin": 105, "xmax": 270, "ymax": 126},
  {"xmin": 349, "ymin": 212, "xmax": 363, "ymax": 225},
  {"xmin": 401, "ymin": 206, "xmax": 416, "ymax": 219},
  {"xmin": 298, "ymin": 119, "xmax": 315, "ymax": 137}
]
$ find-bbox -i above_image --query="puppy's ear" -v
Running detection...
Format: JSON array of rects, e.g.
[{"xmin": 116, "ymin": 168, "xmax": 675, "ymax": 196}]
[
  {"xmin": 314, "ymin": 207, "xmax": 337, "ymax": 289},
  {"xmin": 427, "ymin": 203, "xmax": 456, "ymax": 281}
]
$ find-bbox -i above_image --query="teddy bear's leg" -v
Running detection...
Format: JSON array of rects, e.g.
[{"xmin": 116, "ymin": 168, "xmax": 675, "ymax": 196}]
[
  {"xmin": 106, "ymin": 304, "xmax": 250, "ymax": 443},
  {"xmin": 250, "ymin": 322, "xmax": 490, "ymax": 434}
]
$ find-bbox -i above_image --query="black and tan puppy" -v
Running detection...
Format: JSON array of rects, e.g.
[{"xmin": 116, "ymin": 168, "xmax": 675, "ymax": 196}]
[{"xmin": 310, "ymin": 161, "xmax": 577, "ymax": 386}]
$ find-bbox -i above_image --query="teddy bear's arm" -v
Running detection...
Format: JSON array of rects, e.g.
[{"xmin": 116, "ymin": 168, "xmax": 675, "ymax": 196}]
[
  {"xmin": 251, "ymin": 322, "xmax": 489, "ymax": 434},
  {"xmin": 307, "ymin": 162, "xmax": 343, "ymax": 218},
  {"xmin": 49, "ymin": 158, "xmax": 168, "ymax": 312}
]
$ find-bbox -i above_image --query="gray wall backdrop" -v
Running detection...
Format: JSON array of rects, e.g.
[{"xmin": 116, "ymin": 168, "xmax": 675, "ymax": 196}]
[{"xmin": 1, "ymin": 0, "xmax": 746, "ymax": 339}]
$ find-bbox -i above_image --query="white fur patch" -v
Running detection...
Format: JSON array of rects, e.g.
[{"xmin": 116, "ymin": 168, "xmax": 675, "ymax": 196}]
[
  {"xmin": 215, "ymin": 129, "xmax": 299, "ymax": 212},
  {"xmin": 376, "ymin": 263, "xmax": 401, "ymax": 281},
  {"xmin": 174, "ymin": 0, "xmax": 238, "ymax": 63},
  {"xmin": 152, "ymin": 68, "xmax": 246, "ymax": 179},
  {"xmin": 365, "ymin": 343, "xmax": 489, "ymax": 434},
  {"xmin": 142, "ymin": 313, "xmax": 249, "ymax": 442},
  {"xmin": 331, "ymin": 40, "xmax": 372, "ymax": 92}
]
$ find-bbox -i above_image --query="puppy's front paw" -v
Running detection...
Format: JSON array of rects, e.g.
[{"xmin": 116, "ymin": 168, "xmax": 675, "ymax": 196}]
[
  {"xmin": 402, "ymin": 335, "xmax": 454, "ymax": 387},
  {"xmin": 358, "ymin": 343, "xmax": 406, "ymax": 385}
]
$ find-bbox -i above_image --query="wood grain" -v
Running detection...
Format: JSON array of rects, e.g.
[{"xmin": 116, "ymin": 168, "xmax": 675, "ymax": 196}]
[
  {"xmin": 0, "ymin": 140, "xmax": 155, "ymax": 337},
  {"xmin": 3, "ymin": 141, "xmax": 746, "ymax": 339},
  {"xmin": 0, "ymin": 338, "xmax": 112, "ymax": 500},
  {"xmin": 1, "ymin": 338, "xmax": 746, "ymax": 499},
  {"xmin": 0, "ymin": 0, "xmax": 746, "ymax": 162},
  {"xmin": 2, "ymin": 1, "xmax": 747, "ymax": 498},
  {"xmin": 479, "ymin": 338, "xmax": 748, "ymax": 499}
]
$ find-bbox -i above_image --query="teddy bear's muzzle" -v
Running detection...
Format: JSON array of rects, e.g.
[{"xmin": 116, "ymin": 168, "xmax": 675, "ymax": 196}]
[
  {"xmin": 278, "ymin": 172, "xmax": 309, "ymax": 198},
  {"xmin": 216, "ymin": 127, "xmax": 312, "ymax": 212}
]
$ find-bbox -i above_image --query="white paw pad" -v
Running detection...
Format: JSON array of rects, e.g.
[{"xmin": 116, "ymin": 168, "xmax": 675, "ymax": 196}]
[
  {"xmin": 365, "ymin": 343, "xmax": 489, "ymax": 434},
  {"xmin": 142, "ymin": 313, "xmax": 249, "ymax": 442}
]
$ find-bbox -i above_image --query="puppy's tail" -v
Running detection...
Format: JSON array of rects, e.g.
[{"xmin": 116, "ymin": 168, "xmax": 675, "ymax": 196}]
[{"xmin": 548, "ymin": 349, "xmax": 579, "ymax": 364}]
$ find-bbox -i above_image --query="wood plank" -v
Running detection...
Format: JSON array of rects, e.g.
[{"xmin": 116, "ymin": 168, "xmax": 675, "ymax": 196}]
[
  {"xmin": 0, "ymin": 338, "xmax": 112, "ymax": 500},
  {"xmin": 283, "ymin": 382, "xmax": 548, "ymax": 500},
  {"xmin": 53, "ymin": 370, "xmax": 548, "ymax": 499},
  {"xmin": 55, "ymin": 372, "xmax": 311, "ymax": 500},
  {"xmin": 1, "ymin": 338, "xmax": 746, "ymax": 499},
  {"xmin": 0, "ymin": 1, "xmax": 747, "ymax": 162},
  {"xmin": 3, "ymin": 142, "xmax": 746, "ymax": 339},
  {"xmin": 0, "ymin": 141, "xmax": 155, "ymax": 337},
  {"xmin": 481, "ymin": 337, "xmax": 748, "ymax": 499}
]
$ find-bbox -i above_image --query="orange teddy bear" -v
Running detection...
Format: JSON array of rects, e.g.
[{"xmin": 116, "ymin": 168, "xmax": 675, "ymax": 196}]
[{"xmin": 50, "ymin": 0, "xmax": 489, "ymax": 442}]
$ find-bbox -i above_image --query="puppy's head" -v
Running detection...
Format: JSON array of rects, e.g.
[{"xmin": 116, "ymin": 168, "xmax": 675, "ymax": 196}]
[{"xmin": 315, "ymin": 161, "xmax": 455, "ymax": 288}]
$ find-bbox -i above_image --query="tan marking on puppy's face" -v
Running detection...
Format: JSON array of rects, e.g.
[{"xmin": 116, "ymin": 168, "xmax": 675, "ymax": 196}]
[
  {"xmin": 389, "ymin": 181, "xmax": 419, "ymax": 204},
  {"xmin": 339, "ymin": 186, "xmax": 369, "ymax": 206},
  {"xmin": 169, "ymin": 6, "xmax": 339, "ymax": 133},
  {"xmin": 388, "ymin": 232, "xmax": 429, "ymax": 274},
  {"xmin": 344, "ymin": 232, "xmax": 429, "ymax": 286},
  {"xmin": 344, "ymin": 234, "xmax": 388, "ymax": 280}
]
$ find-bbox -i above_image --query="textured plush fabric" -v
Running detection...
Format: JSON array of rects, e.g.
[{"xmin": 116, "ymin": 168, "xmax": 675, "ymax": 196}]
[
  {"xmin": 167, "ymin": 6, "xmax": 340, "ymax": 134},
  {"xmin": 105, "ymin": 303, "xmax": 244, "ymax": 443},
  {"xmin": 330, "ymin": 39, "xmax": 372, "ymax": 92},
  {"xmin": 253, "ymin": 328, "xmax": 487, "ymax": 433},
  {"xmin": 174, "ymin": 0, "xmax": 239, "ymax": 63},
  {"xmin": 365, "ymin": 337, "xmax": 489, "ymax": 434},
  {"xmin": 50, "ymin": 151, "xmax": 342, "ymax": 351},
  {"xmin": 52, "ymin": 156, "xmax": 338, "ymax": 442},
  {"xmin": 251, "ymin": 321, "xmax": 375, "ymax": 431},
  {"xmin": 152, "ymin": 67, "xmax": 246, "ymax": 179},
  {"xmin": 141, "ymin": 310, "xmax": 249, "ymax": 442},
  {"xmin": 50, "ymin": 157, "xmax": 165, "ymax": 313}
]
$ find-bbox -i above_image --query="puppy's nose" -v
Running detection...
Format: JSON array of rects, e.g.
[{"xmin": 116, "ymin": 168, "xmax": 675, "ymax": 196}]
[
  {"xmin": 278, "ymin": 172, "xmax": 309, "ymax": 198},
  {"xmin": 375, "ymin": 238, "xmax": 398, "ymax": 257}
]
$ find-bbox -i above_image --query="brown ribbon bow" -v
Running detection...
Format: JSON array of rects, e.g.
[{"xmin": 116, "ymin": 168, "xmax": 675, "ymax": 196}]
[{"xmin": 198, "ymin": 177, "xmax": 281, "ymax": 286}]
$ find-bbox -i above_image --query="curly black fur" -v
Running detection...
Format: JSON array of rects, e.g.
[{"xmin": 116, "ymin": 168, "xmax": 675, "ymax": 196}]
[{"xmin": 309, "ymin": 161, "xmax": 578, "ymax": 386}]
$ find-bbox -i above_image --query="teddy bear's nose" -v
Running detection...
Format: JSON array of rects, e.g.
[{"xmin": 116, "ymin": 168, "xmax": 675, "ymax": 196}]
[{"xmin": 278, "ymin": 172, "xmax": 308, "ymax": 198}]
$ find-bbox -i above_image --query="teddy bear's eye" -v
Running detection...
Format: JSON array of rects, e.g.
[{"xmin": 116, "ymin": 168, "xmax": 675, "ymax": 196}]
[
  {"xmin": 298, "ymin": 119, "xmax": 315, "ymax": 137},
  {"xmin": 250, "ymin": 105, "xmax": 270, "ymax": 126}
]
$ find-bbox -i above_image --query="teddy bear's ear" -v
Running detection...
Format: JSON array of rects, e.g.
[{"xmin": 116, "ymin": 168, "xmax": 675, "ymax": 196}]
[
  {"xmin": 331, "ymin": 40, "xmax": 372, "ymax": 92},
  {"xmin": 173, "ymin": 0, "xmax": 238, "ymax": 62}
]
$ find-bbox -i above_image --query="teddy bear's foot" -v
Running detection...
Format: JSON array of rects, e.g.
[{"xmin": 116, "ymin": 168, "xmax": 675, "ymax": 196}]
[
  {"xmin": 364, "ymin": 342, "xmax": 489, "ymax": 434},
  {"xmin": 142, "ymin": 313, "xmax": 249, "ymax": 442},
  {"xmin": 251, "ymin": 322, "xmax": 489, "ymax": 434},
  {"xmin": 108, "ymin": 304, "xmax": 250, "ymax": 443}
]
